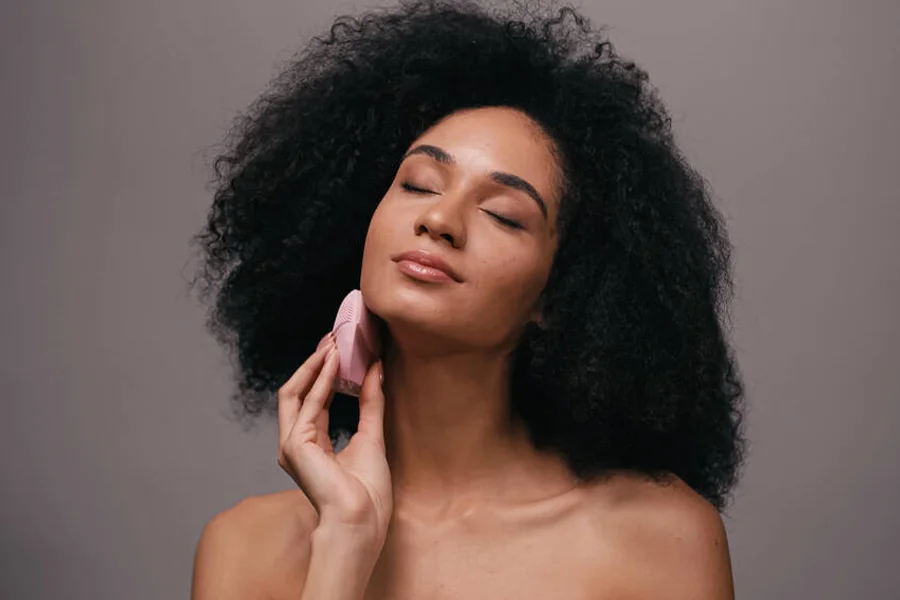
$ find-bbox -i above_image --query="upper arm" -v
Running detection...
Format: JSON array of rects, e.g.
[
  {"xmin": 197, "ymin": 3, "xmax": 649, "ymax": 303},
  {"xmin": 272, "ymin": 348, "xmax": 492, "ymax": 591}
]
[
  {"xmin": 650, "ymin": 497, "xmax": 734, "ymax": 599},
  {"xmin": 192, "ymin": 508, "xmax": 256, "ymax": 599},
  {"xmin": 583, "ymin": 475, "xmax": 734, "ymax": 600},
  {"xmin": 629, "ymin": 481, "xmax": 734, "ymax": 600},
  {"xmin": 191, "ymin": 491, "xmax": 319, "ymax": 600}
]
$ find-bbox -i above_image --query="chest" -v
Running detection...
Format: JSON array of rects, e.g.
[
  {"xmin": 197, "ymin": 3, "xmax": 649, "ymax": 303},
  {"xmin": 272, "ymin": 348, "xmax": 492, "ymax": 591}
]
[{"xmin": 361, "ymin": 515, "xmax": 633, "ymax": 600}]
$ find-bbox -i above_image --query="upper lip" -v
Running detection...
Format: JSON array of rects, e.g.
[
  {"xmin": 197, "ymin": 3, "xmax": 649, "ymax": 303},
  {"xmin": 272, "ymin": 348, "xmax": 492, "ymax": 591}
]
[{"xmin": 392, "ymin": 249, "xmax": 463, "ymax": 282}]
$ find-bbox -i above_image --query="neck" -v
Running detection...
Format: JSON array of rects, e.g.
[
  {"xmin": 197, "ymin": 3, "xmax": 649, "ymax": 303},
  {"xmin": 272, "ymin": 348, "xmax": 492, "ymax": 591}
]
[{"xmin": 379, "ymin": 331, "xmax": 576, "ymax": 518}]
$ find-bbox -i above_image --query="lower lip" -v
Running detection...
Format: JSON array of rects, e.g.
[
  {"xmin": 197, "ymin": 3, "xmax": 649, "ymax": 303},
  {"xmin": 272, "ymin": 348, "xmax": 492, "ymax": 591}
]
[{"xmin": 396, "ymin": 260, "xmax": 456, "ymax": 282}]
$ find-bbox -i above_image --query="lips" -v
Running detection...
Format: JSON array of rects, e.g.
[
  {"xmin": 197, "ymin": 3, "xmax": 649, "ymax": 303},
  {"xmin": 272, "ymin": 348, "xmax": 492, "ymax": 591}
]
[{"xmin": 391, "ymin": 249, "xmax": 463, "ymax": 282}]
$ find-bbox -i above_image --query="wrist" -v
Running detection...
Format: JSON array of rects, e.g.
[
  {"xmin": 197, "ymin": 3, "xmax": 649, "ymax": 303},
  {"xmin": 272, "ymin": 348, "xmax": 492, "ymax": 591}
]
[
  {"xmin": 302, "ymin": 523, "xmax": 384, "ymax": 600},
  {"xmin": 315, "ymin": 502, "xmax": 385, "ymax": 540},
  {"xmin": 312, "ymin": 518, "xmax": 383, "ymax": 558}
]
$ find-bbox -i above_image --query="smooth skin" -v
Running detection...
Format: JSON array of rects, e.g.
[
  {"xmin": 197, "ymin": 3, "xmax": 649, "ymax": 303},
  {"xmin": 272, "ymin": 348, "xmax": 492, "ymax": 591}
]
[{"xmin": 192, "ymin": 107, "xmax": 735, "ymax": 600}]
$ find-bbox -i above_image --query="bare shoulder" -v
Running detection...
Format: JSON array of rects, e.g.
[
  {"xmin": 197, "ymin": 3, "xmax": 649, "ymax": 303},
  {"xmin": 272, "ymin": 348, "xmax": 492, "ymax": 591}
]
[
  {"xmin": 218, "ymin": 488, "xmax": 319, "ymax": 533},
  {"xmin": 578, "ymin": 472, "xmax": 734, "ymax": 599},
  {"xmin": 601, "ymin": 472, "xmax": 729, "ymax": 547},
  {"xmin": 192, "ymin": 490, "xmax": 319, "ymax": 600}
]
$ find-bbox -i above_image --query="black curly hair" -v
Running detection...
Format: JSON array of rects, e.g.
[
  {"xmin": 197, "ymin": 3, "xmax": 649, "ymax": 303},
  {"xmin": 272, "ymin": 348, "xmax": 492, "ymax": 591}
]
[{"xmin": 190, "ymin": 0, "xmax": 745, "ymax": 510}]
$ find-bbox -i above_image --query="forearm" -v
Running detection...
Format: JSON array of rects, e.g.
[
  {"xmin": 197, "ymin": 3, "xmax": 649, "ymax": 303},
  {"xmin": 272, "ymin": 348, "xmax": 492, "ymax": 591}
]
[{"xmin": 300, "ymin": 523, "xmax": 383, "ymax": 600}]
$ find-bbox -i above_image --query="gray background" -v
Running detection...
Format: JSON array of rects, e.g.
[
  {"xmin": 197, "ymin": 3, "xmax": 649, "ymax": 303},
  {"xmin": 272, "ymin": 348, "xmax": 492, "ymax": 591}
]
[{"xmin": 2, "ymin": 0, "xmax": 898, "ymax": 598}]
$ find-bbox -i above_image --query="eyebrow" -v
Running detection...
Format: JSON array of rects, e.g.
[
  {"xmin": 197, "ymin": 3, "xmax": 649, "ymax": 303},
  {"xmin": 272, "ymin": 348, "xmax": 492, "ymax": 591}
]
[{"xmin": 401, "ymin": 144, "xmax": 549, "ymax": 220}]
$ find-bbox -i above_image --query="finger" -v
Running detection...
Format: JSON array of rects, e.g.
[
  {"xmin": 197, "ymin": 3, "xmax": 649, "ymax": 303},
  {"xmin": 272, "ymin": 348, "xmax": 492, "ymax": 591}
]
[
  {"xmin": 283, "ymin": 333, "xmax": 334, "ymax": 397},
  {"xmin": 316, "ymin": 331, "xmax": 335, "ymax": 351},
  {"xmin": 357, "ymin": 360, "xmax": 385, "ymax": 442},
  {"xmin": 277, "ymin": 338, "xmax": 333, "ymax": 484},
  {"xmin": 281, "ymin": 433, "xmax": 344, "ymax": 516},
  {"xmin": 314, "ymin": 405, "xmax": 333, "ymax": 454},
  {"xmin": 278, "ymin": 338, "xmax": 334, "ymax": 447},
  {"xmin": 294, "ymin": 346, "xmax": 341, "ymax": 437},
  {"xmin": 310, "ymin": 362, "xmax": 336, "ymax": 454}
]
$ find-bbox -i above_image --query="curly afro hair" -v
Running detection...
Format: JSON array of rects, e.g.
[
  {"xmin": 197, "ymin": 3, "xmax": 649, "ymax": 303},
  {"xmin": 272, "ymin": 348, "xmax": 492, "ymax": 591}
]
[{"xmin": 190, "ymin": 0, "xmax": 745, "ymax": 510}]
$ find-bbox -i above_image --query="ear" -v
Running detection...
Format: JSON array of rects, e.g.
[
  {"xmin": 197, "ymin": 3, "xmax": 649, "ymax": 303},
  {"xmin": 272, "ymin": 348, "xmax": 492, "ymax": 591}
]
[{"xmin": 529, "ymin": 298, "xmax": 546, "ymax": 329}]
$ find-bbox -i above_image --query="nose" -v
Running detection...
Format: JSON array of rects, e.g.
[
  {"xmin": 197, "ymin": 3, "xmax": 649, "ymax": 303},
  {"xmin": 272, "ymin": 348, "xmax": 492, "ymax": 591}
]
[{"xmin": 413, "ymin": 194, "xmax": 466, "ymax": 248}]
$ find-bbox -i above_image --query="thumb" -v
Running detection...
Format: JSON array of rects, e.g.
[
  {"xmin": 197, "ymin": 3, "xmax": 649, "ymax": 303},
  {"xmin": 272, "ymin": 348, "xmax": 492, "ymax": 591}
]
[{"xmin": 357, "ymin": 360, "xmax": 385, "ymax": 441}]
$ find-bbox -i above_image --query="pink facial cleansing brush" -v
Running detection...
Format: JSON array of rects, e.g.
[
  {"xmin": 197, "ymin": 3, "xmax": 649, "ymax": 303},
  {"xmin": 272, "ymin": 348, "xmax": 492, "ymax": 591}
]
[{"xmin": 331, "ymin": 289, "xmax": 379, "ymax": 397}]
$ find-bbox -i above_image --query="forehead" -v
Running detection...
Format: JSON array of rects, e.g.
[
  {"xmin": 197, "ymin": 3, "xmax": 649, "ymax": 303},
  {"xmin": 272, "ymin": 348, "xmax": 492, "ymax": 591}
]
[{"xmin": 408, "ymin": 107, "xmax": 562, "ymax": 204}]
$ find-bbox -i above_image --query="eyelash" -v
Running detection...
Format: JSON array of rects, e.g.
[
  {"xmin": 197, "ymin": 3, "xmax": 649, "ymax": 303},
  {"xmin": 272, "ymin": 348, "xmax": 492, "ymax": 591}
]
[{"xmin": 400, "ymin": 182, "xmax": 523, "ymax": 230}]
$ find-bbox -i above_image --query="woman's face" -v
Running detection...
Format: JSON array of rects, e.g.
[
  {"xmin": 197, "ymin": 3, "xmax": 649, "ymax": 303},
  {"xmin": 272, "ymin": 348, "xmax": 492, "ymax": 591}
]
[{"xmin": 360, "ymin": 106, "xmax": 562, "ymax": 351}]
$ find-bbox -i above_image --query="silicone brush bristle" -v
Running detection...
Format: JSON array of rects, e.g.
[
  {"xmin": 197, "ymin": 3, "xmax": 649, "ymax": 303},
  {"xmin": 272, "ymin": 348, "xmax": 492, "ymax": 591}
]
[{"xmin": 334, "ymin": 292, "xmax": 359, "ymax": 329}]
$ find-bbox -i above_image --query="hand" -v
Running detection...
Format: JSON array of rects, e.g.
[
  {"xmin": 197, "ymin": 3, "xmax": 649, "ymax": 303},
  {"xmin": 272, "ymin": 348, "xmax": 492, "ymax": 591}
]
[{"xmin": 277, "ymin": 332, "xmax": 393, "ymax": 546}]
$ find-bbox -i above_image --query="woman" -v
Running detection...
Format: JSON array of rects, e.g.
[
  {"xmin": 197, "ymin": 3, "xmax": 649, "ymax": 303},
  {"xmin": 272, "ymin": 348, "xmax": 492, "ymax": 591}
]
[{"xmin": 190, "ymin": 1, "xmax": 745, "ymax": 598}]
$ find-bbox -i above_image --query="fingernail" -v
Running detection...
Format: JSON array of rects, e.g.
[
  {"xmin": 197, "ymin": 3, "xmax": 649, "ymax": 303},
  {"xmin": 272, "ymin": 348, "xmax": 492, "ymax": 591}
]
[{"xmin": 317, "ymin": 332, "xmax": 330, "ymax": 348}]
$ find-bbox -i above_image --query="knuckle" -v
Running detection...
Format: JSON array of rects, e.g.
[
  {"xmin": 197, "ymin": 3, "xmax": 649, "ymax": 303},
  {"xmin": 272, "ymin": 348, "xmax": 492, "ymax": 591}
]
[
  {"xmin": 276, "ymin": 449, "xmax": 292, "ymax": 471},
  {"xmin": 326, "ymin": 496, "xmax": 373, "ymax": 526},
  {"xmin": 343, "ymin": 496, "xmax": 372, "ymax": 520}
]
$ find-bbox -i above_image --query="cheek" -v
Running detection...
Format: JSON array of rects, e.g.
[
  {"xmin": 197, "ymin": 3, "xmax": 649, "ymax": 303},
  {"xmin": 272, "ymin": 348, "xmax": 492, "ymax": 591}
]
[
  {"xmin": 473, "ymin": 247, "xmax": 551, "ymax": 310},
  {"xmin": 361, "ymin": 195, "xmax": 415, "ymax": 274},
  {"xmin": 359, "ymin": 202, "xmax": 398, "ymax": 310},
  {"xmin": 360, "ymin": 207, "xmax": 384, "ymax": 281}
]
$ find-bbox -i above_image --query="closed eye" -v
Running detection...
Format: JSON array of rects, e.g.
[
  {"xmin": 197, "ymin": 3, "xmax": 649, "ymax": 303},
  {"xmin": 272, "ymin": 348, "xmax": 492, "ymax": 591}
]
[
  {"xmin": 482, "ymin": 210, "xmax": 523, "ymax": 230},
  {"xmin": 401, "ymin": 182, "xmax": 432, "ymax": 194},
  {"xmin": 401, "ymin": 182, "xmax": 523, "ymax": 230}
]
